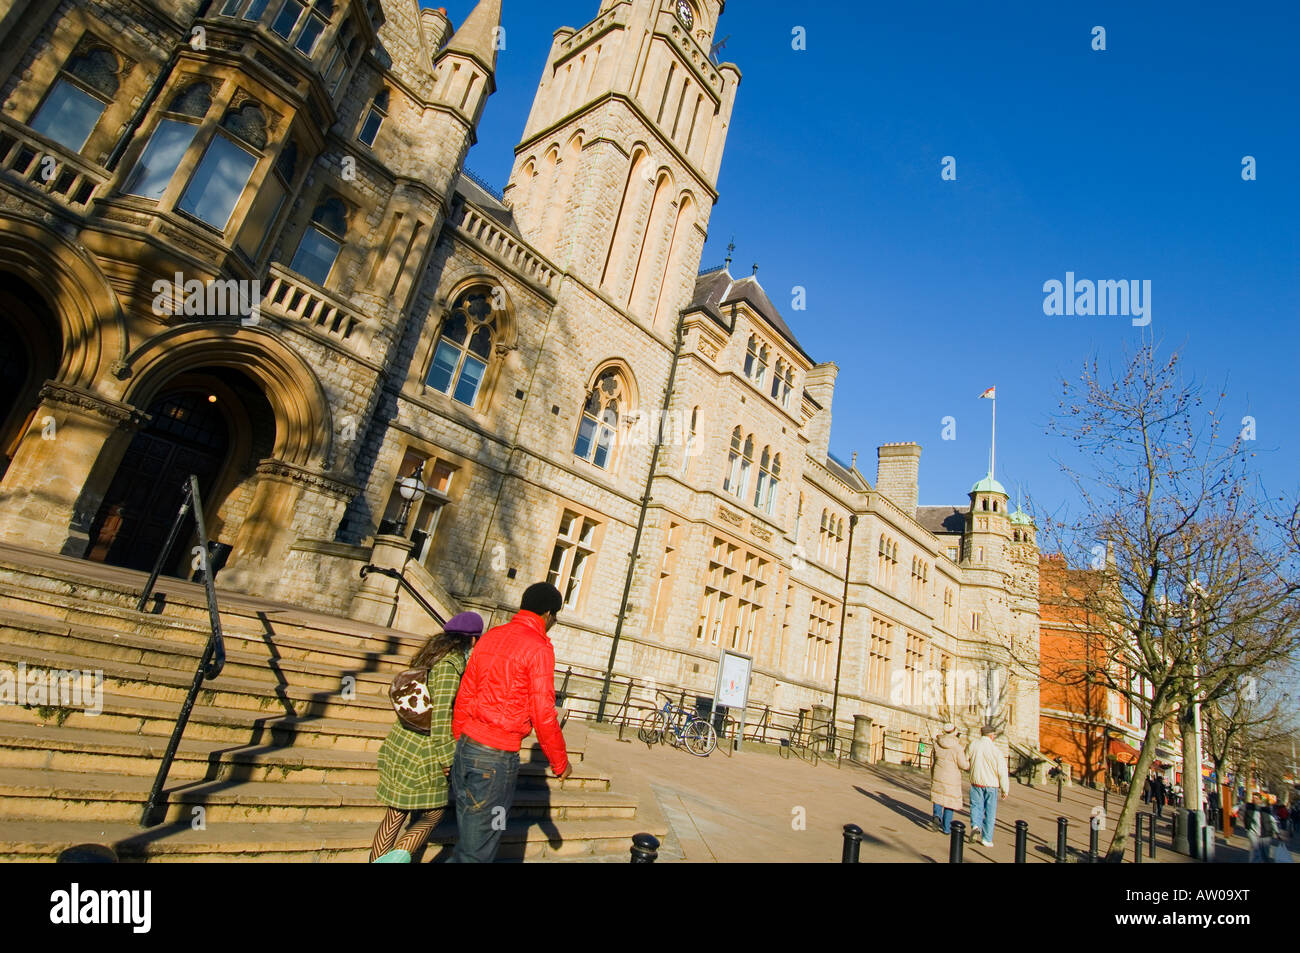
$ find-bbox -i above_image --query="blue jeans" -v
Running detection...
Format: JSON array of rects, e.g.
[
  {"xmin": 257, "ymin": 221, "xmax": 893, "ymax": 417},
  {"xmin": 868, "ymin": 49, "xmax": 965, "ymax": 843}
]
[
  {"xmin": 932, "ymin": 804, "xmax": 954, "ymax": 834},
  {"xmin": 970, "ymin": 785, "xmax": 999, "ymax": 843},
  {"xmin": 450, "ymin": 736, "xmax": 519, "ymax": 863}
]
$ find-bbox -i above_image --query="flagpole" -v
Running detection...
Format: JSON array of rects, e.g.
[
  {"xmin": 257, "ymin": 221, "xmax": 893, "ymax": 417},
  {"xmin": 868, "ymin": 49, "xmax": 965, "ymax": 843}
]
[{"xmin": 991, "ymin": 394, "xmax": 996, "ymax": 481}]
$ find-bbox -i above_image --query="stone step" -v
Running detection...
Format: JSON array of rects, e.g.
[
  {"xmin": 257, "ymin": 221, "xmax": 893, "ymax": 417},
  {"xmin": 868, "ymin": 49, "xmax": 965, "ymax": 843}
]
[
  {"xmin": 0, "ymin": 721, "xmax": 608, "ymax": 791},
  {"xmin": 0, "ymin": 588, "xmax": 422, "ymax": 676},
  {"xmin": 0, "ymin": 577, "xmax": 427, "ymax": 662},
  {"xmin": 0, "ymin": 546, "xmax": 433, "ymax": 650},
  {"xmin": 0, "ymin": 816, "xmax": 665, "ymax": 863},
  {"xmin": 0, "ymin": 767, "xmax": 637, "ymax": 826},
  {"xmin": 0, "ymin": 689, "xmax": 588, "ymax": 763},
  {"xmin": 0, "ymin": 637, "xmax": 399, "ymax": 726}
]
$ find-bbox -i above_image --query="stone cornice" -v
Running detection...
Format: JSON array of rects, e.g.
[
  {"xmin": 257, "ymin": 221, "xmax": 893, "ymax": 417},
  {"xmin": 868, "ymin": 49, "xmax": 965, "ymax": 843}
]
[
  {"xmin": 256, "ymin": 459, "xmax": 358, "ymax": 499},
  {"xmin": 39, "ymin": 383, "xmax": 147, "ymax": 428}
]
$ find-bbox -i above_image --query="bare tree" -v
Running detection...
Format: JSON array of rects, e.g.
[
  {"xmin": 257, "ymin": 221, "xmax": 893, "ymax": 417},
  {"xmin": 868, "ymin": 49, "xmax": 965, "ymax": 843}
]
[{"xmin": 1044, "ymin": 344, "xmax": 1300, "ymax": 861}]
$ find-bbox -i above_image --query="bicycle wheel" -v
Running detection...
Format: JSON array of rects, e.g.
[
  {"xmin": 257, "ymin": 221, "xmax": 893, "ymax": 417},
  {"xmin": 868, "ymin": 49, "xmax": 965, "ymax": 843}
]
[
  {"xmin": 638, "ymin": 709, "xmax": 667, "ymax": 745},
  {"xmin": 684, "ymin": 718, "xmax": 717, "ymax": 757}
]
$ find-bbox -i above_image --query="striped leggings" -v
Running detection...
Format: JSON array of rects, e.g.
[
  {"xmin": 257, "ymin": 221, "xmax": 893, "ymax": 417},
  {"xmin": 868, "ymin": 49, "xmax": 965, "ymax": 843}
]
[{"xmin": 369, "ymin": 806, "xmax": 448, "ymax": 862}]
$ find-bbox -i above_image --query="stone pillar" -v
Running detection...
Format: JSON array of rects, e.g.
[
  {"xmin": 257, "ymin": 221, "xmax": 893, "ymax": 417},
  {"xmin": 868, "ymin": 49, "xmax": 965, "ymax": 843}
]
[
  {"xmin": 0, "ymin": 383, "xmax": 143, "ymax": 556},
  {"xmin": 852, "ymin": 714, "xmax": 874, "ymax": 763},
  {"xmin": 349, "ymin": 534, "xmax": 412, "ymax": 625},
  {"xmin": 812, "ymin": 703, "xmax": 832, "ymax": 753}
]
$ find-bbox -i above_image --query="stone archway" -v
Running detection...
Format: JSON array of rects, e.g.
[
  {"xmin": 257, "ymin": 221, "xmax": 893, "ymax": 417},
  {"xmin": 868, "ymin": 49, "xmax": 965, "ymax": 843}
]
[
  {"xmin": 85, "ymin": 368, "xmax": 275, "ymax": 574},
  {"xmin": 95, "ymin": 325, "xmax": 343, "ymax": 591},
  {"xmin": 0, "ymin": 274, "xmax": 61, "ymax": 481}
]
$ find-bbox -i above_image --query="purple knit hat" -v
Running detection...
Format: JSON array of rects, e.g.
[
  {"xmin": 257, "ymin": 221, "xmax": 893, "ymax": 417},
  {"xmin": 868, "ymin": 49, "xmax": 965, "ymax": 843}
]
[{"xmin": 445, "ymin": 611, "xmax": 484, "ymax": 636}]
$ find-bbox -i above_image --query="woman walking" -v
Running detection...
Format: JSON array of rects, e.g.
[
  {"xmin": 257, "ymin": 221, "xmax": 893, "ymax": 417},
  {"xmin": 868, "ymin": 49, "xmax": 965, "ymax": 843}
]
[
  {"xmin": 370, "ymin": 611, "xmax": 483, "ymax": 863},
  {"xmin": 929, "ymin": 724, "xmax": 969, "ymax": 835}
]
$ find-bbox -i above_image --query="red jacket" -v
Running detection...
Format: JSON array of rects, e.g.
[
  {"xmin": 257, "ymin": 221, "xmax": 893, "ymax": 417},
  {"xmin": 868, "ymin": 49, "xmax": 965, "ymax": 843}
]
[{"xmin": 452, "ymin": 610, "xmax": 568, "ymax": 774}]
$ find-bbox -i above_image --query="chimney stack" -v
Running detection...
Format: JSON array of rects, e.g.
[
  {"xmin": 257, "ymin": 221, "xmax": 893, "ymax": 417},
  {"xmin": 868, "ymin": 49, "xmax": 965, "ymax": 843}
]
[{"xmin": 876, "ymin": 443, "xmax": 922, "ymax": 516}]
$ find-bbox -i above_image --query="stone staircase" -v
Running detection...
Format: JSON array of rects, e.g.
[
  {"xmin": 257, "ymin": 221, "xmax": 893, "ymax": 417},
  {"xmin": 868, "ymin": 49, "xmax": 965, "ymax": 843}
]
[{"xmin": 0, "ymin": 543, "xmax": 664, "ymax": 861}]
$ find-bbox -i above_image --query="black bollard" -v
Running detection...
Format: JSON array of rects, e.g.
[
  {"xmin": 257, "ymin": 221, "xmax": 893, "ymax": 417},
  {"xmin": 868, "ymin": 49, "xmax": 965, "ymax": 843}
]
[
  {"xmin": 1188, "ymin": 810, "xmax": 1201, "ymax": 860},
  {"xmin": 1089, "ymin": 819, "xmax": 1100, "ymax": 863},
  {"xmin": 630, "ymin": 832, "xmax": 660, "ymax": 863},
  {"xmin": 1135, "ymin": 813, "xmax": 1144, "ymax": 864},
  {"xmin": 949, "ymin": 820, "xmax": 965, "ymax": 863},
  {"xmin": 842, "ymin": 823, "xmax": 863, "ymax": 863},
  {"xmin": 1015, "ymin": 820, "xmax": 1028, "ymax": 863},
  {"xmin": 1056, "ymin": 816, "xmax": 1069, "ymax": 863},
  {"xmin": 1057, "ymin": 773, "xmax": 1063, "ymax": 802}
]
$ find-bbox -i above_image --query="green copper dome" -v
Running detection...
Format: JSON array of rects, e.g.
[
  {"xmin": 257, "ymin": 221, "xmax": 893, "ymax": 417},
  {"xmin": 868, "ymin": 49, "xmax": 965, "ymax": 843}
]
[
  {"xmin": 970, "ymin": 474, "xmax": 1008, "ymax": 496},
  {"xmin": 1010, "ymin": 507, "xmax": 1034, "ymax": 525}
]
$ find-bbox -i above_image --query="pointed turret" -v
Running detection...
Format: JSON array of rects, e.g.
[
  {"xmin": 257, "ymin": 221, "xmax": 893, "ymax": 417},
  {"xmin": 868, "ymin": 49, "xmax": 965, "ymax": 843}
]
[{"xmin": 441, "ymin": 0, "xmax": 502, "ymax": 74}]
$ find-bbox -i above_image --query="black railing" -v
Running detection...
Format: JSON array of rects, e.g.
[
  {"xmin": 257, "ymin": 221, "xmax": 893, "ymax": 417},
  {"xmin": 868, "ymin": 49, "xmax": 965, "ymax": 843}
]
[
  {"xmin": 140, "ymin": 474, "xmax": 227, "ymax": 826},
  {"xmin": 359, "ymin": 563, "xmax": 447, "ymax": 629}
]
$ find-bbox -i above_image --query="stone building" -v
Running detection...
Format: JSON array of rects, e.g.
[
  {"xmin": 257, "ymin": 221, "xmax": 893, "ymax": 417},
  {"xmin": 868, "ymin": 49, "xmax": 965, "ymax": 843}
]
[{"xmin": 0, "ymin": 0, "xmax": 1039, "ymax": 753}]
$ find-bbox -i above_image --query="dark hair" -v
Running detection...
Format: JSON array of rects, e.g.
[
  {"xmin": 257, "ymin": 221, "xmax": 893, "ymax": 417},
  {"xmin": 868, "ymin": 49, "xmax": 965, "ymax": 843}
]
[
  {"xmin": 411, "ymin": 629, "xmax": 475, "ymax": 670},
  {"xmin": 521, "ymin": 581, "xmax": 563, "ymax": 617}
]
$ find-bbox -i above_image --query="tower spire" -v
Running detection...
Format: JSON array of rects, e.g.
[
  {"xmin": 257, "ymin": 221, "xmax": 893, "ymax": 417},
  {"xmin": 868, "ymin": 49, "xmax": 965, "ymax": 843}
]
[{"xmin": 443, "ymin": 0, "xmax": 502, "ymax": 74}]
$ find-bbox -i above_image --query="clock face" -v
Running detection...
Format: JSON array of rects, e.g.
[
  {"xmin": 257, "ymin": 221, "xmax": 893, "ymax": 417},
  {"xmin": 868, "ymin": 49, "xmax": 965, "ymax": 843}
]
[{"xmin": 676, "ymin": 0, "xmax": 694, "ymax": 29}]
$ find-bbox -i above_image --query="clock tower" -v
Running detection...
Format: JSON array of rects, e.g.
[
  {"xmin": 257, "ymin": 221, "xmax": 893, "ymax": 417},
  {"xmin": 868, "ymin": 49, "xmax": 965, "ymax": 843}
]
[{"xmin": 502, "ymin": 0, "xmax": 739, "ymax": 336}]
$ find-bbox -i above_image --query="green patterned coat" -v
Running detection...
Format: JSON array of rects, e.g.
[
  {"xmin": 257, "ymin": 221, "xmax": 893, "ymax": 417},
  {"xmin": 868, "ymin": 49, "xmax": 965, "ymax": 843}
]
[{"xmin": 376, "ymin": 650, "xmax": 466, "ymax": 811}]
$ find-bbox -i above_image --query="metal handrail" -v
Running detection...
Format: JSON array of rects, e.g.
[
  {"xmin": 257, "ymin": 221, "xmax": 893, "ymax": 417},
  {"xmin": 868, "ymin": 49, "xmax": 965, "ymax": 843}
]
[
  {"xmin": 359, "ymin": 563, "xmax": 447, "ymax": 629},
  {"xmin": 140, "ymin": 474, "xmax": 227, "ymax": 825}
]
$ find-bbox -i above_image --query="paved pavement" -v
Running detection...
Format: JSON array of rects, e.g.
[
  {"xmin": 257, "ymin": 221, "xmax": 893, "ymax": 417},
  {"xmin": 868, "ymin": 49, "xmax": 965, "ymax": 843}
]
[{"xmin": 584, "ymin": 722, "xmax": 1259, "ymax": 863}]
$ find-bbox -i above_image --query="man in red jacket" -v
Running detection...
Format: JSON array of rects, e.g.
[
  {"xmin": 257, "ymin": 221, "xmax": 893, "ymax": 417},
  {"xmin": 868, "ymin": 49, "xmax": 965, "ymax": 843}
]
[{"xmin": 449, "ymin": 582, "xmax": 571, "ymax": 862}]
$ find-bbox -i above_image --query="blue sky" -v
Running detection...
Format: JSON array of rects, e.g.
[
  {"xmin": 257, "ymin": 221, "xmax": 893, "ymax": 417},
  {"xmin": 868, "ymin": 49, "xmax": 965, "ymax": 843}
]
[{"xmin": 439, "ymin": 0, "xmax": 1299, "ymax": 521}]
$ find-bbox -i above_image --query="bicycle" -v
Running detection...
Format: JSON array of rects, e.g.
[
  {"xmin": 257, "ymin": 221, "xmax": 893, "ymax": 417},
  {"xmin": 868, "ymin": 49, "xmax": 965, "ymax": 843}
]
[{"xmin": 637, "ymin": 691, "xmax": 717, "ymax": 757}]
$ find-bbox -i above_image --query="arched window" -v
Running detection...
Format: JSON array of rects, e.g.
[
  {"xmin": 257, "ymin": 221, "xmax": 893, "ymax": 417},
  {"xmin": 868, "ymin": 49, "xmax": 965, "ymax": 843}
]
[
  {"xmin": 739, "ymin": 434, "xmax": 754, "ymax": 500},
  {"xmin": 744, "ymin": 336, "xmax": 769, "ymax": 387},
  {"xmin": 30, "ymin": 46, "xmax": 121, "ymax": 153},
  {"xmin": 358, "ymin": 87, "xmax": 388, "ymax": 147},
  {"xmin": 771, "ymin": 358, "xmax": 794, "ymax": 406},
  {"xmin": 177, "ymin": 102, "xmax": 267, "ymax": 229},
  {"xmin": 723, "ymin": 427, "xmax": 743, "ymax": 496},
  {"xmin": 754, "ymin": 446, "xmax": 773, "ymax": 513},
  {"xmin": 290, "ymin": 195, "xmax": 349, "ymax": 286},
  {"xmin": 425, "ymin": 287, "xmax": 500, "ymax": 407},
  {"xmin": 574, "ymin": 368, "xmax": 626, "ymax": 469}
]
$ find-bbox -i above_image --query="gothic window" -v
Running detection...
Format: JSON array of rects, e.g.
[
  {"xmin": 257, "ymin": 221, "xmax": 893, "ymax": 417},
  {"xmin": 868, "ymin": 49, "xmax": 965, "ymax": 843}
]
[
  {"xmin": 743, "ymin": 335, "xmax": 769, "ymax": 387},
  {"xmin": 30, "ymin": 46, "xmax": 122, "ymax": 153},
  {"xmin": 425, "ymin": 288, "xmax": 500, "ymax": 407},
  {"xmin": 177, "ymin": 102, "xmax": 267, "ymax": 229},
  {"xmin": 124, "ymin": 82, "xmax": 210, "ymax": 199},
  {"xmin": 357, "ymin": 88, "xmax": 389, "ymax": 147},
  {"xmin": 237, "ymin": 136, "xmax": 298, "ymax": 258},
  {"xmin": 240, "ymin": 0, "xmax": 271, "ymax": 20},
  {"xmin": 290, "ymin": 195, "xmax": 349, "ymax": 286},
  {"xmin": 771, "ymin": 359, "xmax": 794, "ymax": 408},
  {"xmin": 723, "ymin": 427, "xmax": 743, "ymax": 498},
  {"xmin": 573, "ymin": 368, "xmax": 626, "ymax": 469},
  {"xmin": 754, "ymin": 447, "xmax": 780, "ymax": 512},
  {"xmin": 323, "ymin": 21, "xmax": 359, "ymax": 95}
]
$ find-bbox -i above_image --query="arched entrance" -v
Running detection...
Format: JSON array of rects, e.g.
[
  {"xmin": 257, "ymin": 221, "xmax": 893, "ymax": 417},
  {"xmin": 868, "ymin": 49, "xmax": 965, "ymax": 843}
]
[
  {"xmin": 87, "ymin": 368, "xmax": 275, "ymax": 574},
  {"xmin": 0, "ymin": 275, "xmax": 61, "ymax": 480}
]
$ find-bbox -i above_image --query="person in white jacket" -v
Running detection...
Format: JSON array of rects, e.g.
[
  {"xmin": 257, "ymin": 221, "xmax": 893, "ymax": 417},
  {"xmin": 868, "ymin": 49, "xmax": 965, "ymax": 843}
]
[{"xmin": 966, "ymin": 724, "xmax": 1010, "ymax": 847}]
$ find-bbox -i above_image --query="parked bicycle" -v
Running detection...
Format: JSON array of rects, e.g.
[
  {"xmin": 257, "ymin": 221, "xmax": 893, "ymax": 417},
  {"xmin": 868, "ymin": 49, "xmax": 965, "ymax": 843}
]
[{"xmin": 638, "ymin": 691, "xmax": 717, "ymax": 757}]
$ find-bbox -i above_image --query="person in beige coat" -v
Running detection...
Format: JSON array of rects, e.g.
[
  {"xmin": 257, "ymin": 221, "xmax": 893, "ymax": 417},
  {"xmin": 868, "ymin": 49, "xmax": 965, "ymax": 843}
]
[{"xmin": 929, "ymin": 724, "xmax": 970, "ymax": 834}]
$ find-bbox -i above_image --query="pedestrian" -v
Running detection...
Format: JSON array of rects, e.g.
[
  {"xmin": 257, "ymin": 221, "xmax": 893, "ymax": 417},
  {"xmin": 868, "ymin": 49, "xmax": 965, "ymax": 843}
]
[
  {"xmin": 966, "ymin": 724, "xmax": 1010, "ymax": 847},
  {"xmin": 1141, "ymin": 773, "xmax": 1152, "ymax": 803},
  {"xmin": 449, "ymin": 582, "xmax": 571, "ymax": 862},
  {"xmin": 929, "ymin": 723, "xmax": 969, "ymax": 836},
  {"xmin": 370, "ymin": 611, "xmax": 484, "ymax": 863},
  {"xmin": 1245, "ymin": 802, "xmax": 1264, "ymax": 862},
  {"xmin": 1152, "ymin": 775, "xmax": 1167, "ymax": 818}
]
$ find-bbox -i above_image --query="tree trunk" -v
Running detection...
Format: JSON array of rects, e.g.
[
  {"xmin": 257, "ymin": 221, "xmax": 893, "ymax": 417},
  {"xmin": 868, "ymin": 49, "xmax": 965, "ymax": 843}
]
[
  {"xmin": 1106, "ymin": 713, "xmax": 1168, "ymax": 861},
  {"xmin": 1179, "ymin": 697, "xmax": 1201, "ymax": 811}
]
